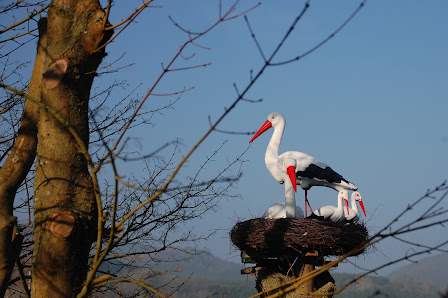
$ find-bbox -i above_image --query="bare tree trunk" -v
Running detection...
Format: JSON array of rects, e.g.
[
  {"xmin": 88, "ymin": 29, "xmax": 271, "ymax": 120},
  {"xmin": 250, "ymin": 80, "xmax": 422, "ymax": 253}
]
[
  {"xmin": 31, "ymin": 1, "xmax": 111, "ymax": 296},
  {"xmin": 0, "ymin": 18, "xmax": 46, "ymax": 297}
]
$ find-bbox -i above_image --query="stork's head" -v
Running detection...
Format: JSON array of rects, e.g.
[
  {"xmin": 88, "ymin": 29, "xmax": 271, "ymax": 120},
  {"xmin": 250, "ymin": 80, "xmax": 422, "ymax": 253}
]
[
  {"xmin": 267, "ymin": 112, "xmax": 285, "ymax": 127},
  {"xmin": 352, "ymin": 191, "xmax": 366, "ymax": 217},
  {"xmin": 249, "ymin": 112, "xmax": 285, "ymax": 143},
  {"xmin": 351, "ymin": 191, "xmax": 362, "ymax": 201}
]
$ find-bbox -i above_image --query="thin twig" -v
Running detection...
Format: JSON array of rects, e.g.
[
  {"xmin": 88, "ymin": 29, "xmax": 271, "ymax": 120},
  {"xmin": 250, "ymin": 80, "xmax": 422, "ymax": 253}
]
[
  {"xmin": 0, "ymin": 4, "xmax": 49, "ymax": 35},
  {"xmin": 95, "ymin": 1, "xmax": 154, "ymax": 52},
  {"xmin": 270, "ymin": 1, "xmax": 367, "ymax": 66},
  {"xmin": 15, "ymin": 260, "xmax": 30, "ymax": 298}
]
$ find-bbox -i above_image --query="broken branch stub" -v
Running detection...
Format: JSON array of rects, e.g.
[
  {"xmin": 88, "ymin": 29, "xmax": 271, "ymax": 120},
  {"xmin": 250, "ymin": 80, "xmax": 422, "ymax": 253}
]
[
  {"xmin": 46, "ymin": 210, "xmax": 76, "ymax": 238},
  {"xmin": 42, "ymin": 58, "xmax": 69, "ymax": 90}
]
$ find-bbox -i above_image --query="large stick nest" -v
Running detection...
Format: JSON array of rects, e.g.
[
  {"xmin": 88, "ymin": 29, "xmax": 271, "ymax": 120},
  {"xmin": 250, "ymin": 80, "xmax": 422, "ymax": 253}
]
[{"xmin": 230, "ymin": 218, "xmax": 368, "ymax": 259}]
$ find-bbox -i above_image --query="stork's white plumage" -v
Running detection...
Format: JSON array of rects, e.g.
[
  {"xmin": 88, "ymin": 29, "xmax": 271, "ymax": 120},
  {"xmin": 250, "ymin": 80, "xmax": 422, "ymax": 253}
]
[
  {"xmin": 264, "ymin": 203, "xmax": 304, "ymax": 219},
  {"xmin": 311, "ymin": 190, "xmax": 349, "ymax": 223},
  {"xmin": 344, "ymin": 191, "xmax": 366, "ymax": 222},
  {"xmin": 263, "ymin": 157, "xmax": 304, "ymax": 219},
  {"xmin": 249, "ymin": 112, "xmax": 358, "ymax": 216}
]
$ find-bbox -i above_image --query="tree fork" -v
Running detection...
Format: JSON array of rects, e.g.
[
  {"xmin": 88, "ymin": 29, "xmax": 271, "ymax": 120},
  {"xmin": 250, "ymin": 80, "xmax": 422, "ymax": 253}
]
[{"xmin": 32, "ymin": 1, "xmax": 112, "ymax": 297}]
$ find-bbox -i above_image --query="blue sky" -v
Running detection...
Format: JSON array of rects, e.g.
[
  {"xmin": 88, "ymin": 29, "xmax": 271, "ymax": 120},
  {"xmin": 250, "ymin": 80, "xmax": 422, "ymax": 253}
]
[
  {"xmin": 4, "ymin": 0, "xmax": 447, "ymax": 277},
  {"xmin": 104, "ymin": 0, "xmax": 448, "ymax": 275}
]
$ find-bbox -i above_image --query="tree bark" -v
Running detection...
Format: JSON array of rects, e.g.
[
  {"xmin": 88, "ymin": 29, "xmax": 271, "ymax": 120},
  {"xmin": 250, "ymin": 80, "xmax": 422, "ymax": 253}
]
[
  {"xmin": 0, "ymin": 18, "xmax": 45, "ymax": 297},
  {"xmin": 31, "ymin": 1, "xmax": 111, "ymax": 296}
]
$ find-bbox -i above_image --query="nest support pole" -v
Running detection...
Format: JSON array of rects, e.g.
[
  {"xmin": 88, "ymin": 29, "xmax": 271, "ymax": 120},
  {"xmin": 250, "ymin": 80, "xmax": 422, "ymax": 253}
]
[{"xmin": 253, "ymin": 251, "xmax": 336, "ymax": 297}]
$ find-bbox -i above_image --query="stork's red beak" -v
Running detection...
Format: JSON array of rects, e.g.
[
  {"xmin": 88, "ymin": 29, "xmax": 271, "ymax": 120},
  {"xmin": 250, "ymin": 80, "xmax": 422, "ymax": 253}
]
[
  {"xmin": 249, "ymin": 120, "xmax": 272, "ymax": 143},
  {"xmin": 359, "ymin": 200, "xmax": 366, "ymax": 217},
  {"xmin": 344, "ymin": 198, "xmax": 349, "ymax": 215},
  {"xmin": 286, "ymin": 165, "xmax": 297, "ymax": 192}
]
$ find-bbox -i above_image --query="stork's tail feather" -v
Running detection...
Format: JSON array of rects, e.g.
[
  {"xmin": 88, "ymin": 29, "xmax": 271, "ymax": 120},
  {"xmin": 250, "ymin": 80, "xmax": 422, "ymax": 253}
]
[
  {"xmin": 340, "ymin": 180, "xmax": 358, "ymax": 191},
  {"xmin": 348, "ymin": 183, "xmax": 358, "ymax": 191}
]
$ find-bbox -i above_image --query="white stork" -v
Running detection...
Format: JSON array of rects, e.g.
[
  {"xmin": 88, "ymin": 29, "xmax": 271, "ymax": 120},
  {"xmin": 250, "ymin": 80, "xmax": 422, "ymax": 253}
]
[
  {"xmin": 309, "ymin": 190, "xmax": 349, "ymax": 223},
  {"xmin": 344, "ymin": 191, "xmax": 366, "ymax": 222},
  {"xmin": 249, "ymin": 112, "xmax": 358, "ymax": 216}
]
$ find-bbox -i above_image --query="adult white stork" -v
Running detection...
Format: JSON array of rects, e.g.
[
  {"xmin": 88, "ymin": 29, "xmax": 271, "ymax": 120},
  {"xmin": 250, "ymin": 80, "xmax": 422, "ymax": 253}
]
[
  {"xmin": 309, "ymin": 190, "xmax": 349, "ymax": 223},
  {"xmin": 249, "ymin": 112, "xmax": 358, "ymax": 216},
  {"xmin": 344, "ymin": 191, "xmax": 366, "ymax": 222},
  {"xmin": 264, "ymin": 158, "xmax": 304, "ymax": 219}
]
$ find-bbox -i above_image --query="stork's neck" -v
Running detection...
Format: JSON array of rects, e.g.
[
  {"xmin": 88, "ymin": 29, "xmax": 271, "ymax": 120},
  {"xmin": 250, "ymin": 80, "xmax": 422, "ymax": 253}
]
[
  {"xmin": 337, "ymin": 195, "xmax": 344, "ymax": 209},
  {"xmin": 351, "ymin": 197, "xmax": 359, "ymax": 214},
  {"xmin": 264, "ymin": 122, "xmax": 284, "ymax": 169},
  {"xmin": 284, "ymin": 179, "xmax": 296, "ymax": 218},
  {"xmin": 351, "ymin": 198, "xmax": 358, "ymax": 214}
]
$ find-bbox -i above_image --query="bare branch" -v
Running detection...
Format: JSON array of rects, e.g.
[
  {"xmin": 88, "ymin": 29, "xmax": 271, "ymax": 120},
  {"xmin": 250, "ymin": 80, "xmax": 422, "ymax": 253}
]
[
  {"xmin": 0, "ymin": 4, "xmax": 49, "ymax": 35},
  {"xmin": 270, "ymin": 0, "xmax": 367, "ymax": 66},
  {"xmin": 244, "ymin": 15, "xmax": 266, "ymax": 62}
]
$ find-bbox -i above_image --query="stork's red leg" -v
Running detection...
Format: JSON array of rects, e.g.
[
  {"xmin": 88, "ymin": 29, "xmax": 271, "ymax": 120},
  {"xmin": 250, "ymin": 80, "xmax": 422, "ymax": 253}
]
[
  {"xmin": 305, "ymin": 190, "xmax": 307, "ymax": 217},
  {"xmin": 305, "ymin": 190, "xmax": 313, "ymax": 217},
  {"xmin": 307, "ymin": 200, "xmax": 313, "ymax": 213}
]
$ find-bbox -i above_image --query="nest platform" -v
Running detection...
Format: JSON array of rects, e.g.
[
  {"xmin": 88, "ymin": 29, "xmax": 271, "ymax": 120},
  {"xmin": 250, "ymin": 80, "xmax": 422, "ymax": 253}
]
[
  {"xmin": 230, "ymin": 218, "xmax": 368, "ymax": 261},
  {"xmin": 231, "ymin": 218, "xmax": 369, "ymax": 297}
]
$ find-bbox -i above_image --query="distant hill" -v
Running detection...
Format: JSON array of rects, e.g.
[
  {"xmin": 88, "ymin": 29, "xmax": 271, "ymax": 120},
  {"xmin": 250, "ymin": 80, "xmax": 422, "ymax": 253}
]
[
  {"xmin": 334, "ymin": 273, "xmax": 442, "ymax": 298},
  {"xmin": 153, "ymin": 249, "xmax": 257, "ymax": 298},
  {"xmin": 388, "ymin": 253, "xmax": 448, "ymax": 290},
  {"xmin": 152, "ymin": 248, "xmax": 246, "ymax": 279},
  {"xmin": 120, "ymin": 248, "xmax": 257, "ymax": 298},
  {"xmin": 117, "ymin": 248, "xmax": 448, "ymax": 297}
]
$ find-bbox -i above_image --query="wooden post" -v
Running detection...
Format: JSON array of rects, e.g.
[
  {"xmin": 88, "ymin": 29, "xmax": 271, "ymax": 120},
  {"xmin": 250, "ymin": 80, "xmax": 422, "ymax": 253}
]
[
  {"xmin": 297, "ymin": 263, "xmax": 315, "ymax": 293},
  {"xmin": 255, "ymin": 251, "xmax": 335, "ymax": 297}
]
